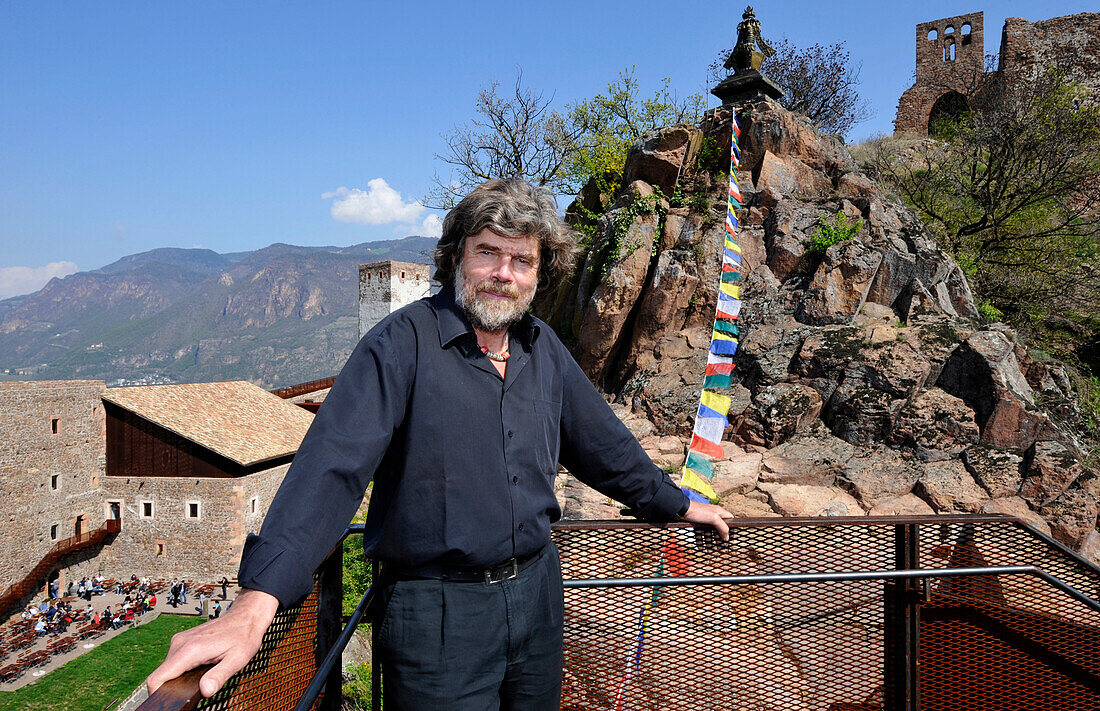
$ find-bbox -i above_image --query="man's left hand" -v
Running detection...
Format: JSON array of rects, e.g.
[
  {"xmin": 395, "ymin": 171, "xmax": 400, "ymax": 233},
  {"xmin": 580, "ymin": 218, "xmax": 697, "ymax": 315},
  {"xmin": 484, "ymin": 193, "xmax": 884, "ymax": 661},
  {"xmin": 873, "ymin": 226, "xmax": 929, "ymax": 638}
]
[{"xmin": 679, "ymin": 500, "xmax": 735, "ymax": 540}]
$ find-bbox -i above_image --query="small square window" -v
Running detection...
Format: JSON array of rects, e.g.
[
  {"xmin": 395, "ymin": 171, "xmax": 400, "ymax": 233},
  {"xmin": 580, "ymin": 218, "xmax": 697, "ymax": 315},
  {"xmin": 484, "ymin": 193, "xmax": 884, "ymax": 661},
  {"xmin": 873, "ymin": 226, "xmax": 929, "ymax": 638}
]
[
  {"xmin": 187, "ymin": 502, "xmax": 200, "ymax": 519},
  {"xmin": 250, "ymin": 496, "xmax": 258, "ymax": 514},
  {"xmin": 51, "ymin": 418, "xmax": 59, "ymax": 434},
  {"xmin": 50, "ymin": 524, "xmax": 58, "ymax": 540},
  {"xmin": 156, "ymin": 541, "xmax": 165, "ymax": 556},
  {"xmin": 50, "ymin": 474, "xmax": 59, "ymax": 490},
  {"xmin": 142, "ymin": 501, "xmax": 154, "ymax": 518}
]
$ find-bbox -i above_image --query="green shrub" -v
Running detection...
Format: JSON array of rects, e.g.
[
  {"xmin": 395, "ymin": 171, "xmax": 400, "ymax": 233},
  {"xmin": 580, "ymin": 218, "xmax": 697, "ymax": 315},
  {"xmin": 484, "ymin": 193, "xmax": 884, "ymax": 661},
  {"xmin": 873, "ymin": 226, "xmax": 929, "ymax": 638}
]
[
  {"xmin": 805, "ymin": 211, "xmax": 862, "ymax": 255},
  {"xmin": 978, "ymin": 300, "xmax": 1005, "ymax": 322}
]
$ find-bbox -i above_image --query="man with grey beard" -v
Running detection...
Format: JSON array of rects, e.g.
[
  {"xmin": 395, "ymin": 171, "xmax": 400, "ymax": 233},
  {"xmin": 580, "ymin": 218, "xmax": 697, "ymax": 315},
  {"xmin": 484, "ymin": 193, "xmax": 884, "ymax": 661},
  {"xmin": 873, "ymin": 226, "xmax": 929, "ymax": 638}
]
[{"xmin": 148, "ymin": 178, "xmax": 733, "ymax": 710}]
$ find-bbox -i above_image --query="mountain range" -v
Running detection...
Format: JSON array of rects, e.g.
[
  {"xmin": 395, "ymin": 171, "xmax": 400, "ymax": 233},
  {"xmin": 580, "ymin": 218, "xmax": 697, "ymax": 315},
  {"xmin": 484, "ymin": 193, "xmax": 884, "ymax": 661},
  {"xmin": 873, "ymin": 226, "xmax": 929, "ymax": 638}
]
[{"xmin": 0, "ymin": 237, "xmax": 437, "ymax": 388}]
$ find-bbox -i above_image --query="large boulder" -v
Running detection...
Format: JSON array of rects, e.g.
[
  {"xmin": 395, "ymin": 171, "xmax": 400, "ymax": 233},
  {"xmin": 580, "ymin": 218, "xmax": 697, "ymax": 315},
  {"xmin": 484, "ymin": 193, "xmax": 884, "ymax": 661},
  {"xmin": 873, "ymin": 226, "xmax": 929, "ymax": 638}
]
[
  {"xmin": 767, "ymin": 484, "xmax": 865, "ymax": 517},
  {"xmin": 797, "ymin": 241, "xmax": 883, "ymax": 326},
  {"xmin": 1018, "ymin": 440, "xmax": 1083, "ymax": 507},
  {"xmin": 824, "ymin": 342, "xmax": 932, "ymax": 446},
  {"xmin": 758, "ymin": 433, "xmax": 856, "ymax": 487},
  {"xmin": 888, "ymin": 388, "xmax": 979, "ymax": 461},
  {"xmin": 574, "ymin": 182, "xmax": 666, "ymax": 381},
  {"xmin": 755, "ymin": 151, "xmax": 833, "ymax": 200},
  {"xmin": 838, "ymin": 446, "xmax": 921, "ymax": 509},
  {"xmin": 745, "ymin": 383, "xmax": 824, "ymax": 448},
  {"xmin": 961, "ymin": 446, "xmax": 1024, "ymax": 499},
  {"xmin": 916, "ymin": 460, "xmax": 990, "ymax": 513},
  {"xmin": 937, "ymin": 330, "xmax": 1061, "ymax": 450},
  {"xmin": 1039, "ymin": 489, "xmax": 1100, "ymax": 549},
  {"xmin": 622, "ymin": 125, "xmax": 699, "ymax": 197}
]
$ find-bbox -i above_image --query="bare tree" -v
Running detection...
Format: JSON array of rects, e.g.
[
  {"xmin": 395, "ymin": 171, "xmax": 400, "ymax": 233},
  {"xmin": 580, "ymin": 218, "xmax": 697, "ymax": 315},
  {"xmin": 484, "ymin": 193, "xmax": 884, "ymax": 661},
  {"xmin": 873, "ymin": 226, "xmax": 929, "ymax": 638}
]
[
  {"xmin": 424, "ymin": 74, "xmax": 583, "ymax": 209},
  {"xmin": 425, "ymin": 68, "xmax": 705, "ymax": 209},
  {"xmin": 709, "ymin": 38, "xmax": 873, "ymax": 136}
]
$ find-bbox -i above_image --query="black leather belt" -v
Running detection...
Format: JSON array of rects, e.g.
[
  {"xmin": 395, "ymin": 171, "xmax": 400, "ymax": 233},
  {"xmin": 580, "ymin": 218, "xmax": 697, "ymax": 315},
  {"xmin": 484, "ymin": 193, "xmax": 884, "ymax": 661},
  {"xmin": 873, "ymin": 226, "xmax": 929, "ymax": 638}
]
[{"xmin": 383, "ymin": 544, "xmax": 547, "ymax": 585}]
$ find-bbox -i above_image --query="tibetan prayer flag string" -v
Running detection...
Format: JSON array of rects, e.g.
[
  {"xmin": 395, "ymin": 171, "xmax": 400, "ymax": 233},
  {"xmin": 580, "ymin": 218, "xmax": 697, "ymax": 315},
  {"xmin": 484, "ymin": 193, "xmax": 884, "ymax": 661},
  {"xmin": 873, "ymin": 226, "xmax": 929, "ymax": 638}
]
[{"xmin": 678, "ymin": 109, "xmax": 744, "ymax": 504}]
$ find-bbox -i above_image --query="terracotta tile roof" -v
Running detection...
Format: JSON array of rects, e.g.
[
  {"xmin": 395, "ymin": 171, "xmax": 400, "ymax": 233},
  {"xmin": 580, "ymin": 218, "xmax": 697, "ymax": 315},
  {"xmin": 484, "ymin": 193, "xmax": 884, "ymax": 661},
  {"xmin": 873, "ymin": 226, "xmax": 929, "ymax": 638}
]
[{"xmin": 102, "ymin": 381, "xmax": 314, "ymax": 466}]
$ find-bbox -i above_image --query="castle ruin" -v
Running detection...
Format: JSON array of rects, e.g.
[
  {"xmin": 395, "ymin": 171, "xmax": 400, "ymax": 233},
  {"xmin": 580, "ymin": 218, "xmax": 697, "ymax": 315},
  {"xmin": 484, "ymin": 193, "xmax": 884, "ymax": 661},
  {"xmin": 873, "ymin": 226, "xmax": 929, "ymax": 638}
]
[{"xmin": 895, "ymin": 11, "xmax": 1100, "ymax": 135}]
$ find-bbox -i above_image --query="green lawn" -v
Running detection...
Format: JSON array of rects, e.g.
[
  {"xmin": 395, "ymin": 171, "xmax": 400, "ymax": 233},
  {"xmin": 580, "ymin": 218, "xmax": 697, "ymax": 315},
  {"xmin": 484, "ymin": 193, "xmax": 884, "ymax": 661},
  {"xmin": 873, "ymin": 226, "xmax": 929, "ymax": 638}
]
[{"xmin": 0, "ymin": 614, "xmax": 203, "ymax": 711}]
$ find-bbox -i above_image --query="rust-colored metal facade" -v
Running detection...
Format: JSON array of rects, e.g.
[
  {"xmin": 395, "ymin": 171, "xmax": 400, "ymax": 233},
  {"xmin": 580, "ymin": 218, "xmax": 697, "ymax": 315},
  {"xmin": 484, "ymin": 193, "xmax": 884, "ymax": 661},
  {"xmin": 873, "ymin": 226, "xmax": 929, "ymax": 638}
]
[{"xmin": 104, "ymin": 402, "xmax": 292, "ymax": 478}]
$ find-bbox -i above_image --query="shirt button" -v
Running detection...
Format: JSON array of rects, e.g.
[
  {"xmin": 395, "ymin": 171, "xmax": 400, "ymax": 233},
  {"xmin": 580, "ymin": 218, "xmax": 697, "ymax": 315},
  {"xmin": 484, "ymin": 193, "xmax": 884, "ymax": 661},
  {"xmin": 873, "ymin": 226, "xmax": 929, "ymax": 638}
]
[
  {"xmin": 512, "ymin": 476, "xmax": 519, "ymax": 484},
  {"xmin": 507, "ymin": 430, "xmax": 514, "ymax": 438},
  {"xmin": 518, "ymin": 523, "xmax": 525, "ymax": 531}
]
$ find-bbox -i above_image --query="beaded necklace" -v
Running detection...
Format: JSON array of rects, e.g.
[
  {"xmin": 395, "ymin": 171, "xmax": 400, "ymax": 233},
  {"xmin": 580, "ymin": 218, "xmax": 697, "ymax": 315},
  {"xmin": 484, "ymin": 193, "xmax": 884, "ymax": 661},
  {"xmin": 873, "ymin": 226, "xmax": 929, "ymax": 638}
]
[{"xmin": 480, "ymin": 345, "xmax": 510, "ymax": 362}]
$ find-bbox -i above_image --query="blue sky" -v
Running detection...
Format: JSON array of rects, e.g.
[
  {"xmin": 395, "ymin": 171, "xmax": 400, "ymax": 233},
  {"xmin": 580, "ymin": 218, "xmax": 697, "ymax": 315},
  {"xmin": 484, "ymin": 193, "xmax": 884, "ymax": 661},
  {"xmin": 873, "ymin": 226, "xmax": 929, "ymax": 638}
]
[{"xmin": 1, "ymin": 1, "xmax": 1095, "ymax": 297}]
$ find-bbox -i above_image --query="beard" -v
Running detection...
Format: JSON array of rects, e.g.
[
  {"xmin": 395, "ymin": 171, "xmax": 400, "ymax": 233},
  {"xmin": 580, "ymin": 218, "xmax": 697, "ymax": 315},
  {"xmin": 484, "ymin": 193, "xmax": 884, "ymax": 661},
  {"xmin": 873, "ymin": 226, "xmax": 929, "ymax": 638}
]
[{"xmin": 454, "ymin": 265, "xmax": 536, "ymax": 333}]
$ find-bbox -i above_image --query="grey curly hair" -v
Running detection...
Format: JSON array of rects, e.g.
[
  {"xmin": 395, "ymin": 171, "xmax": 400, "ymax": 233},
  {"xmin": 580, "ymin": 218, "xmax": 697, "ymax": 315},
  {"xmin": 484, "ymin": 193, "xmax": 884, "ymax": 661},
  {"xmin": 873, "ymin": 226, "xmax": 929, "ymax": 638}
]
[{"xmin": 433, "ymin": 178, "xmax": 579, "ymax": 293}]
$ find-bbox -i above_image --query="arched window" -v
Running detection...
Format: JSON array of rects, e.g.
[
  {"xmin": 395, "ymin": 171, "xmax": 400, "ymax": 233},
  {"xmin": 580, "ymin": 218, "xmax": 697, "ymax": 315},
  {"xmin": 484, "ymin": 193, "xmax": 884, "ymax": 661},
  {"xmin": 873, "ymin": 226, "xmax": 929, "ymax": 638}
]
[
  {"xmin": 928, "ymin": 28, "xmax": 938, "ymax": 41},
  {"xmin": 944, "ymin": 37, "xmax": 956, "ymax": 62}
]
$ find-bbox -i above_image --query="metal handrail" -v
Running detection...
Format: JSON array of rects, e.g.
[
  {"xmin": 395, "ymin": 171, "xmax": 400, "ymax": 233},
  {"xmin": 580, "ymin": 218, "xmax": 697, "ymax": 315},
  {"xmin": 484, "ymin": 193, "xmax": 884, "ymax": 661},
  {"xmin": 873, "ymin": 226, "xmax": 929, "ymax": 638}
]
[{"xmin": 563, "ymin": 565, "xmax": 1100, "ymax": 613}]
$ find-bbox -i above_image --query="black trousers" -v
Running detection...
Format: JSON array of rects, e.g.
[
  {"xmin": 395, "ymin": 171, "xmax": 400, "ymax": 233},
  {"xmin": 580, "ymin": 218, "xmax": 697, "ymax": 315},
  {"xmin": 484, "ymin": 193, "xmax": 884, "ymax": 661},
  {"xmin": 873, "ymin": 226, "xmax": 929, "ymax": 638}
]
[{"xmin": 374, "ymin": 543, "xmax": 563, "ymax": 711}]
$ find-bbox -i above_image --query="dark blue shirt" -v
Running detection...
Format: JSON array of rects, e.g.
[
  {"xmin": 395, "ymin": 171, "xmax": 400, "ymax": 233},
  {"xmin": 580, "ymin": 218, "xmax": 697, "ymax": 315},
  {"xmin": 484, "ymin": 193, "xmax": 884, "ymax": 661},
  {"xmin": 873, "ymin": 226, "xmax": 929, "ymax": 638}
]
[{"xmin": 238, "ymin": 285, "xmax": 689, "ymax": 607}]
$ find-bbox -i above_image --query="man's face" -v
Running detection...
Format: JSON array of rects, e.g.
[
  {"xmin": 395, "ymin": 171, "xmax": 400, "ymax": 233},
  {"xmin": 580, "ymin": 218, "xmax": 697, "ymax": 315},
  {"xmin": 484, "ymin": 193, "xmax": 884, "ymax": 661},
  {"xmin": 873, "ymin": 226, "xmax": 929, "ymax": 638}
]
[{"xmin": 455, "ymin": 228, "xmax": 540, "ymax": 333}]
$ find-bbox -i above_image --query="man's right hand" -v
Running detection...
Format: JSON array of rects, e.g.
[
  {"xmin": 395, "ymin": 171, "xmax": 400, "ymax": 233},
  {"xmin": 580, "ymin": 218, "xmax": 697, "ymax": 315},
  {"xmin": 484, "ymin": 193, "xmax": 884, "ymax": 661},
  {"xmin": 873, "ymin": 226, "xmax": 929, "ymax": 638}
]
[{"xmin": 146, "ymin": 588, "xmax": 279, "ymax": 698}]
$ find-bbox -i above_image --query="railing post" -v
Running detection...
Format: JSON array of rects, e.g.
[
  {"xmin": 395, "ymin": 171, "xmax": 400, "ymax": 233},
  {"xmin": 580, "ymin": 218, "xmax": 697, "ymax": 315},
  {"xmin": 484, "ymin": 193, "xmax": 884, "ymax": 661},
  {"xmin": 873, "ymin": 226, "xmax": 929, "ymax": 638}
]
[
  {"xmin": 371, "ymin": 560, "xmax": 381, "ymax": 711},
  {"xmin": 885, "ymin": 523, "xmax": 921, "ymax": 711},
  {"xmin": 316, "ymin": 546, "xmax": 344, "ymax": 711}
]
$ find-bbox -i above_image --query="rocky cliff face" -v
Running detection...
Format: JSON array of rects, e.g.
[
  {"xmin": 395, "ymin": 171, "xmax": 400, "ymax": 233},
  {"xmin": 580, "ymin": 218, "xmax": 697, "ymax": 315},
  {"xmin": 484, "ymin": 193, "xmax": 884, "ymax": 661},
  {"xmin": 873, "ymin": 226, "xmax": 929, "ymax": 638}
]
[{"xmin": 541, "ymin": 100, "xmax": 1099, "ymax": 564}]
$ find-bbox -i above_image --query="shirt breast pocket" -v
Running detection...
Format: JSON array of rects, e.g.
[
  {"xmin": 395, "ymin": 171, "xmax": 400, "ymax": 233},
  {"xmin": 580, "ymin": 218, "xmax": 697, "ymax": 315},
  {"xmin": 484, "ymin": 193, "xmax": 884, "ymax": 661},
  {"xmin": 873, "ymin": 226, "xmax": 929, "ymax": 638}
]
[{"xmin": 533, "ymin": 399, "xmax": 561, "ymax": 473}]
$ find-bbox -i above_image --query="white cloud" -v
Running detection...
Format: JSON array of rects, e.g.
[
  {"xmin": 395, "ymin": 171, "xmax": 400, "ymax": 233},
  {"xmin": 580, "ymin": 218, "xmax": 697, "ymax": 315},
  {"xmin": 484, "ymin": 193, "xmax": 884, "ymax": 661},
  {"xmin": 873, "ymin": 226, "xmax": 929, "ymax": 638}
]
[
  {"xmin": 420, "ymin": 214, "xmax": 443, "ymax": 238},
  {"xmin": 0, "ymin": 261, "xmax": 78, "ymax": 299},
  {"xmin": 323, "ymin": 179, "xmax": 425, "ymax": 225}
]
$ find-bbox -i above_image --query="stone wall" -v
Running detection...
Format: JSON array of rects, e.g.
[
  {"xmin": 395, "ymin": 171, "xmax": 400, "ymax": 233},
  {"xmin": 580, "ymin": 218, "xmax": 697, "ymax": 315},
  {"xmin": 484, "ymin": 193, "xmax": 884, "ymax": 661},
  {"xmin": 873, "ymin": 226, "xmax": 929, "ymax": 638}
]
[
  {"xmin": 998, "ymin": 14, "xmax": 1100, "ymax": 89},
  {"xmin": 0, "ymin": 380, "xmax": 303, "ymax": 602},
  {"xmin": 0, "ymin": 381, "xmax": 106, "ymax": 593},
  {"xmin": 96, "ymin": 463, "xmax": 290, "ymax": 581},
  {"xmin": 358, "ymin": 260, "xmax": 432, "ymax": 338}
]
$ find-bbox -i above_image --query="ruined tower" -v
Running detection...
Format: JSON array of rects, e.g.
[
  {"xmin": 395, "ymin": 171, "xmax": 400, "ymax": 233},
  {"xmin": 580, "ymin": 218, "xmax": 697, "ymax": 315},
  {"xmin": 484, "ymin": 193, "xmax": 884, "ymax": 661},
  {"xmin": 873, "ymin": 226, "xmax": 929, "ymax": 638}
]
[{"xmin": 895, "ymin": 12, "xmax": 985, "ymax": 135}]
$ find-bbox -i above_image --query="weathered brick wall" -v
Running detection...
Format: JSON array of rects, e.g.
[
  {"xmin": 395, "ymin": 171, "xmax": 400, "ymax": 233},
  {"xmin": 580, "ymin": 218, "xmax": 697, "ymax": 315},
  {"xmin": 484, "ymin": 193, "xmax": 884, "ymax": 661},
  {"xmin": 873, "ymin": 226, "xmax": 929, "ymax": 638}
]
[
  {"xmin": 895, "ymin": 12, "xmax": 1100, "ymax": 135},
  {"xmin": 0, "ymin": 381, "xmax": 106, "ymax": 593},
  {"xmin": 96, "ymin": 463, "xmax": 292, "ymax": 581},
  {"xmin": 999, "ymin": 14, "xmax": 1100, "ymax": 90}
]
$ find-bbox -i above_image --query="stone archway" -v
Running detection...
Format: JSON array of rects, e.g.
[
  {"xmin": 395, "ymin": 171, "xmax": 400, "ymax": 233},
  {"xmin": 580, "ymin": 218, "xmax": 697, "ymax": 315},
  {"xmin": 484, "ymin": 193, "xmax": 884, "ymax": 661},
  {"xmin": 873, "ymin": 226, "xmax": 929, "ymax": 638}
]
[{"xmin": 928, "ymin": 91, "xmax": 969, "ymax": 136}]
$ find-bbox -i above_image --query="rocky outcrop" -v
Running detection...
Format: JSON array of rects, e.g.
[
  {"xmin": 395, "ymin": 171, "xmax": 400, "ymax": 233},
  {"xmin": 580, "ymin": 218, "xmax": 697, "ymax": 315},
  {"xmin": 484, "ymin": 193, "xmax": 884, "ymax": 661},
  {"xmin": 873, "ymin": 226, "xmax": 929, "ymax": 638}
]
[{"xmin": 540, "ymin": 98, "xmax": 1098, "ymax": 565}]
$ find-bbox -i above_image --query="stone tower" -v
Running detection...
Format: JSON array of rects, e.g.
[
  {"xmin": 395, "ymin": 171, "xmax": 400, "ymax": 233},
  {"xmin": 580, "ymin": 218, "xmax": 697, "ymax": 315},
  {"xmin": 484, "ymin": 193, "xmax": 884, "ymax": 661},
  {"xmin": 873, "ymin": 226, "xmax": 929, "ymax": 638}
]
[
  {"xmin": 895, "ymin": 12, "xmax": 985, "ymax": 135},
  {"xmin": 358, "ymin": 260, "xmax": 433, "ymax": 339}
]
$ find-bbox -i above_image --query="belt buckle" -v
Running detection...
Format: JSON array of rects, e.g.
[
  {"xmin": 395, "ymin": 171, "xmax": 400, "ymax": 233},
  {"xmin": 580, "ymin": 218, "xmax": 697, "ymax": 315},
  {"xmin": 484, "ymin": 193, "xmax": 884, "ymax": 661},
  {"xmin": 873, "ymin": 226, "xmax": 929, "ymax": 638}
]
[{"xmin": 484, "ymin": 559, "xmax": 519, "ymax": 585}]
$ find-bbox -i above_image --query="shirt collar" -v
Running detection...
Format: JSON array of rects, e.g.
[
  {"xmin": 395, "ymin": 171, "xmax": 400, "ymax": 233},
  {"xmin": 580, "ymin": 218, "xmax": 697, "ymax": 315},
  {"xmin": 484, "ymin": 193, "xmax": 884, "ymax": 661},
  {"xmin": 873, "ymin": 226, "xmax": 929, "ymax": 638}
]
[{"xmin": 433, "ymin": 284, "xmax": 540, "ymax": 350}]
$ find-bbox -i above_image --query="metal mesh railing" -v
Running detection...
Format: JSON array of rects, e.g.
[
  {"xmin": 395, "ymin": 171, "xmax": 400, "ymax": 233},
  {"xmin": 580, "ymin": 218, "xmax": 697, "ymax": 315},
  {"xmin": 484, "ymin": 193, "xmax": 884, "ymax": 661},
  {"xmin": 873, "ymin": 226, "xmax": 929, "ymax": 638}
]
[
  {"xmin": 142, "ymin": 515, "xmax": 1100, "ymax": 711},
  {"xmin": 915, "ymin": 519, "xmax": 1100, "ymax": 711},
  {"xmin": 139, "ymin": 548, "xmax": 341, "ymax": 711},
  {"xmin": 552, "ymin": 516, "xmax": 1100, "ymax": 711},
  {"xmin": 193, "ymin": 587, "xmax": 322, "ymax": 711}
]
